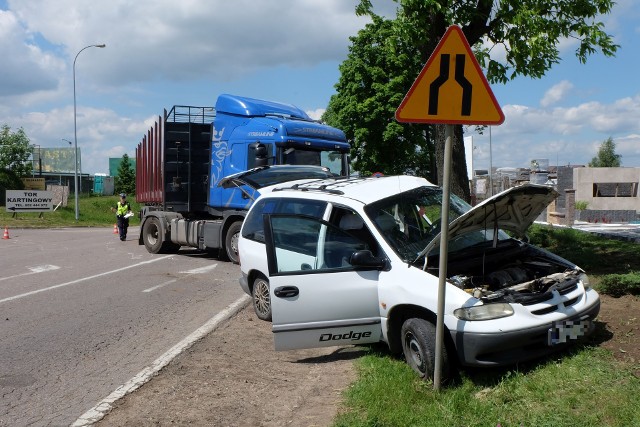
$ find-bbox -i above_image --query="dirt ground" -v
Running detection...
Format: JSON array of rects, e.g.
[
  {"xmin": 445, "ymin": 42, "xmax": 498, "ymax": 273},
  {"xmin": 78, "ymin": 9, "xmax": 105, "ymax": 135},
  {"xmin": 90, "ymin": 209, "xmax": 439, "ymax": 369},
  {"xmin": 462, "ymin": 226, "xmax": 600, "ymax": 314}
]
[{"xmin": 96, "ymin": 294, "xmax": 639, "ymax": 426}]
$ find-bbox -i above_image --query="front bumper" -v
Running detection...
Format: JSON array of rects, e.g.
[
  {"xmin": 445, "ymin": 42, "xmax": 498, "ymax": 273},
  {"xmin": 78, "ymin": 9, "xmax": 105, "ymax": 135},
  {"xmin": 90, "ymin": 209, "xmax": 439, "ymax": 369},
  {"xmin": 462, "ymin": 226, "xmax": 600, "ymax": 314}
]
[{"xmin": 451, "ymin": 298, "xmax": 601, "ymax": 367}]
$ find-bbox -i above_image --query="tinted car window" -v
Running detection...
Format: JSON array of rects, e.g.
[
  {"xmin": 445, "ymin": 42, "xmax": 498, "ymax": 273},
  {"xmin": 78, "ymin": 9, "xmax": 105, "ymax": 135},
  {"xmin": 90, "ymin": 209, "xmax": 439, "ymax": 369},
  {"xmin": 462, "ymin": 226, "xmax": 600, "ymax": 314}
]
[{"xmin": 242, "ymin": 198, "xmax": 327, "ymax": 243}]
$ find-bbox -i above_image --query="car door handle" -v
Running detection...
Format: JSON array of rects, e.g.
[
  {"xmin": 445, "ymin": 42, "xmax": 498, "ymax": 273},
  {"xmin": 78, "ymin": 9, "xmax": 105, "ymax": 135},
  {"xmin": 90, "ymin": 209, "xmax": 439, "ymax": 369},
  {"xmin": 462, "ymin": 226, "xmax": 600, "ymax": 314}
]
[{"xmin": 274, "ymin": 286, "xmax": 299, "ymax": 298}]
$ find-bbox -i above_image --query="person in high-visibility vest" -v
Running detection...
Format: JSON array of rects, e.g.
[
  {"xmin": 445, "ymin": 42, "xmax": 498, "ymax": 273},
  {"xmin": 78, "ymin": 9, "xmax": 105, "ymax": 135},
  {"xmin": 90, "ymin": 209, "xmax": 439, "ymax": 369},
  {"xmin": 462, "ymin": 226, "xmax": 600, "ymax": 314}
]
[{"xmin": 111, "ymin": 193, "xmax": 132, "ymax": 241}]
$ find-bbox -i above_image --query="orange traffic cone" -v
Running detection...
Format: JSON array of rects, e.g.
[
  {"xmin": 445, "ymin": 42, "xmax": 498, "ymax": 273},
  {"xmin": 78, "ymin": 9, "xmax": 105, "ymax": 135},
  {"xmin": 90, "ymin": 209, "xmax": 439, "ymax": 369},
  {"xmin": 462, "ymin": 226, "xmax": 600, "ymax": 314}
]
[
  {"xmin": 113, "ymin": 224, "xmax": 119, "ymax": 234},
  {"xmin": 2, "ymin": 226, "xmax": 9, "ymax": 240}
]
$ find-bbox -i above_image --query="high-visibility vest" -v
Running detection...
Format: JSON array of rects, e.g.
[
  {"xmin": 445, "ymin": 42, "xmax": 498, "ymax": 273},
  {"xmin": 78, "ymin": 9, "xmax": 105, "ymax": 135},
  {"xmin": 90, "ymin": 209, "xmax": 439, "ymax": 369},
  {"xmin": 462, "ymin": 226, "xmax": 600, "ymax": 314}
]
[{"xmin": 116, "ymin": 201, "xmax": 130, "ymax": 216}]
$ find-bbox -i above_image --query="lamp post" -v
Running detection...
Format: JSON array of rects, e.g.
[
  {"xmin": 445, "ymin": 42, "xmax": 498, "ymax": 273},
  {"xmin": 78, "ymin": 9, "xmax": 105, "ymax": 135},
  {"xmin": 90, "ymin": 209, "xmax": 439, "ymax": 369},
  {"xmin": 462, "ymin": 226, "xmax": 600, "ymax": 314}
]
[{"xmin": 73, "ymin": 43, "xmax": 106, "ymax": 220}]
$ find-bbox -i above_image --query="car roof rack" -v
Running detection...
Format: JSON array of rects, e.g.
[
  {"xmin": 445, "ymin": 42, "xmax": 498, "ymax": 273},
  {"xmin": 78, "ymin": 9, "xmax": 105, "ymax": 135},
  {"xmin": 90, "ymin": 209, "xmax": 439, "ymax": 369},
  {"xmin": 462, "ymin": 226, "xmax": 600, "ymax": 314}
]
[{"xmin": 272, "ymin": 176, "xmax": 373, "ymax": 195}]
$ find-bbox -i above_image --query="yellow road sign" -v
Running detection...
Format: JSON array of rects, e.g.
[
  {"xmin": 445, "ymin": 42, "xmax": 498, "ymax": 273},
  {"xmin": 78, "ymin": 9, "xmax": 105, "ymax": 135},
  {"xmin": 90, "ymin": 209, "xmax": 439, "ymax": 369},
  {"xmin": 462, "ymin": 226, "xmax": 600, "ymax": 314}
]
[{"xmin": 396, "ymin": 25, "xmax": 504, "ymax": 125}]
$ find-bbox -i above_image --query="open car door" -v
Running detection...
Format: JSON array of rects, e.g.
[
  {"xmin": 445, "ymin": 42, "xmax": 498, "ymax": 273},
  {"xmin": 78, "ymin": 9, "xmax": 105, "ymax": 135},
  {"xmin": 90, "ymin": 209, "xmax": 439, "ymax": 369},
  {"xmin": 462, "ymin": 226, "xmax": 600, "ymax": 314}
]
[{"xmin": 263, "ymin": 213, "xmax": 383, "ymax": 350}]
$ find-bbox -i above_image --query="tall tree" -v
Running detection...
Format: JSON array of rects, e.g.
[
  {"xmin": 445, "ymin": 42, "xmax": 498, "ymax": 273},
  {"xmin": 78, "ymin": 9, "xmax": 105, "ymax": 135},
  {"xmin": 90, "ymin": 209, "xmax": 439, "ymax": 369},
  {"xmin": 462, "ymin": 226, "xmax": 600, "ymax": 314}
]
[
  {"xmin": 349, "ymin": 0, "xmax": 618, "ymax": 201},
  {"xmin": 0, "ymin": 125, "xmax": 33, "ymax": 178},
  {"xmin": 589, "ymin": 137, "xmax": 621, "ymax": 167},
  {"xmin": 323, "ymin": 16, "xmax": 434, "ymax": 179},
  {"xmin": 115, "ymin": 154, "xmax": 136, "ymax": 196}
]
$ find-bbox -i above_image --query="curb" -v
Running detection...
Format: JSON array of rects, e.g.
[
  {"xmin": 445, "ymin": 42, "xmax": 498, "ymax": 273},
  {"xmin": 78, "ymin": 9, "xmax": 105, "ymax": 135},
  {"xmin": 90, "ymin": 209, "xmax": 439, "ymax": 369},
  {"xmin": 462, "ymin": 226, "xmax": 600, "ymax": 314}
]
[{"xmin": 71, "ymin": 295, "xmax": 252, "ymax": 426}]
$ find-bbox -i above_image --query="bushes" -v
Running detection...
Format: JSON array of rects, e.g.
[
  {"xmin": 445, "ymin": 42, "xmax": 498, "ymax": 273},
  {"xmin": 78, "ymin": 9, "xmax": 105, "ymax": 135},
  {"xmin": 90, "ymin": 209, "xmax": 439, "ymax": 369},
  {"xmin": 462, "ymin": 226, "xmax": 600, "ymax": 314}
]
[
  {"xmin": 596, "ymin": 272, "xmax": 640, "ymax": 297},
  {"xmin": 0, "ymin": 168, "xmax": 24, "ymax": 206}
]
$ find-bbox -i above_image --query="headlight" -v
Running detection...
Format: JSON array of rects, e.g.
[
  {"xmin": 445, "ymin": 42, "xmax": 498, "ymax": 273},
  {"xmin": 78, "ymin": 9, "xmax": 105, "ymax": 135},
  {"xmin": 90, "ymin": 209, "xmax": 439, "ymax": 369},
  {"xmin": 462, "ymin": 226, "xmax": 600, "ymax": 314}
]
[
  {"xmin": 579, "ymin": 273, "xmax": 591, "ymax": 289},
  {"xmin": 454, "ymin": 303, "xmax": 514, "ymax": 321}
]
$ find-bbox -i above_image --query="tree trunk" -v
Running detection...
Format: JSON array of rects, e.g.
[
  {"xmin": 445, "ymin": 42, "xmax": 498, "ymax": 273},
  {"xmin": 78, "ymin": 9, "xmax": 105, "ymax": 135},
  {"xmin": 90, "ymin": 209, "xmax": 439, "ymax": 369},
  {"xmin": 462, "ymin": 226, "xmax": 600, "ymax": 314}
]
[{"xmin": 434, "ymin": 124, "xmax": 471, "ymax": 203}]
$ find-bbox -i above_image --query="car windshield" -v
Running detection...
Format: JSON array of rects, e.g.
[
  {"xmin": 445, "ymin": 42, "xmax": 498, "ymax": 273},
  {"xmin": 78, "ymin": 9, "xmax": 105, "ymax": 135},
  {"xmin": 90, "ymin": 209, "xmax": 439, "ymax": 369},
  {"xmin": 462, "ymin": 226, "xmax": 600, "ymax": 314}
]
[{"xmin": 364, "ymin": 186, "xmax": 508, "ymax": 263}]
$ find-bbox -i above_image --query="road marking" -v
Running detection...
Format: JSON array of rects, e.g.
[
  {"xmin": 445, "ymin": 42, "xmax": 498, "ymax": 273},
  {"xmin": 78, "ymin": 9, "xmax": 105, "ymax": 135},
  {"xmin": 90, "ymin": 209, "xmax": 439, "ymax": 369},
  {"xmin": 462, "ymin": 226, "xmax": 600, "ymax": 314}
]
[
  {"xmin": 142, "ymin": 263, "xmax": 218, "ymax": 293},
  {"xmin": 0, "ymin": 264, "xmax": 60, "ymax": 283},
  {"xmin": 0, "ymin": 256, "xmax": 172, "ymax": 305},
  {"xmin": 142, "ymin": 278, "xmax": 178, "ymax": 293},
  {"xmin": 71, "ymin": 295, "xmax": 252, "ymax": 427},
  {"xmin": 179, "ymin": 264, "xmax": 219, "ymax": 274}
]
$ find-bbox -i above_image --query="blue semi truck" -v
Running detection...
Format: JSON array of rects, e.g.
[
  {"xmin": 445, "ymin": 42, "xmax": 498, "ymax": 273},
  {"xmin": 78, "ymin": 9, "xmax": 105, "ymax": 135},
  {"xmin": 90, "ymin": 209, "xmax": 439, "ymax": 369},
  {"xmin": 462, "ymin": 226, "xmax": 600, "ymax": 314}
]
[{"xmin": 135, "ymin": 94, "xmax": 351, "ymax": 263}]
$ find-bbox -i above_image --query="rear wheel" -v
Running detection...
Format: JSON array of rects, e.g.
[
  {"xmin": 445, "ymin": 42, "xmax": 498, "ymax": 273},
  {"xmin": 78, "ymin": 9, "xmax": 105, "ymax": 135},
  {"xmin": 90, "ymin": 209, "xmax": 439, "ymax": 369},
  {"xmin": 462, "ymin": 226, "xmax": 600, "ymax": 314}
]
[
  {"xmin": 224, "ymin": 221, "xmax": 242, "ymax": 264},
  {"xmin": 142, "ymin": 217, "xmax": 180, "ymax": 254},
  {"xmin": 252, "ymin": 276, "xmax": 271, "ymax": 321},
  {"xmin": 401, "ymin": 318, "xmax": 448, "ymax": 382}
]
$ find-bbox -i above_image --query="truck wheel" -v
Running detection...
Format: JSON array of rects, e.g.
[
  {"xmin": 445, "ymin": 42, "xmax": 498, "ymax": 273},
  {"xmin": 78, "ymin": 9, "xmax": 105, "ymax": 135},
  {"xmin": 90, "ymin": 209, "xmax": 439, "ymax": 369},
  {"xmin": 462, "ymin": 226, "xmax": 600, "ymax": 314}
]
[
  {"xmin": 143, "ymin": 217, "xmax": 180, "ymax": 254},
  {"xmin": 224, "ymin": 221, "xmax": 242, "ymax": 264},
  {"xmin": 252, "ymin": 276, "xmax": 272, "ymax": 321},
  {"xmin": 401, "ymin": 318, "xmax": 448, "ymax": 382}
]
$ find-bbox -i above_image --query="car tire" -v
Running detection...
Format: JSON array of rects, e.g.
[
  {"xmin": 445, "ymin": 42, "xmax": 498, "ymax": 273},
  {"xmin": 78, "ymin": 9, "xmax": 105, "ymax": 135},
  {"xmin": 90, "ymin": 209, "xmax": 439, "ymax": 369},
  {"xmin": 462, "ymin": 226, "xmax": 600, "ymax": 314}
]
[
  {"xmin": 401, "ymin": 318, "xmax": 448, "ymax": 382},
  {"xmin": 143, "ymin": 217, "xmax": 180, "ymax": 254},
  {"xmin": 224, "ymin": 221, "xmax": 242, "ymax": 264},
  {"xmin": 252, "ymin": 276, "xmax": 272, "ymax": 321}
]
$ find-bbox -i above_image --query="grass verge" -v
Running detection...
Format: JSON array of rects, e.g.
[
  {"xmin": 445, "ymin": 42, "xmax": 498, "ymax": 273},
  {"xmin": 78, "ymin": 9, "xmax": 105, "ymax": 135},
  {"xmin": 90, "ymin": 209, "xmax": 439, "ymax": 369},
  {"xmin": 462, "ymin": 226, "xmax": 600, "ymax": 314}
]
[
  {"xmin": 335, "ymin": 345, "xmax": 639, "ymax": 427},
  {"xmin": 333, "ymin": 224, "xmax": 640, "ymax": 427},
  {"xmin": 0, "ymin": 195, "xmax": 140, "ymax": 228}
]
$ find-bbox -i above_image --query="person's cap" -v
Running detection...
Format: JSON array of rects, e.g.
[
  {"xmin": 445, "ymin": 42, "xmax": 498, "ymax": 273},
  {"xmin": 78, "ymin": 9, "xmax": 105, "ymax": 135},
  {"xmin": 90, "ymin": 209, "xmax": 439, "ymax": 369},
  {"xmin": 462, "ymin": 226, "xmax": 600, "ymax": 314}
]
[{"xmin": 119, "ymin": 193, "xmax": 126, "ymax": 198}]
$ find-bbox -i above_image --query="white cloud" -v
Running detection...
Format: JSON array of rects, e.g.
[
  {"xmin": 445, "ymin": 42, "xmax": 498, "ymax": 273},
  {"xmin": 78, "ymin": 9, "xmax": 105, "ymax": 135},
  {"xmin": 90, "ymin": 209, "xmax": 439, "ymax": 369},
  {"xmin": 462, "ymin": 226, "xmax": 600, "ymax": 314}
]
[
  {"xmin": 5, "ymin": 0, "xmax": 370, "ymax": 89},
  {"xmin": 306, "ymin": 108, "xmax": 325, "ymax": 121},
  {"xmin": 0, "ymin": 10, "xmax": 62, "ymax": 97},
  {"xmin": 540, "ymin": 80, "xmax": 574, "ymax": 107}
]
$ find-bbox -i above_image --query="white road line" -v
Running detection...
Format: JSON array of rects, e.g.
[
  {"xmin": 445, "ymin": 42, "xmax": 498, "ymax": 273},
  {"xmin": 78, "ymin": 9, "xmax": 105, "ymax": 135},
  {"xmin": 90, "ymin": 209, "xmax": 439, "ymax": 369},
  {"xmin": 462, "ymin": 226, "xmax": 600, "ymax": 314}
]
[
  {"xmin": 71, "ymin": 295, "xmax": 252, "ymax": 427},
  {"xmin": 142, "ymin": 278, "xmax": 178, "ymax": 293},
  {"xmin": 0, "ymin": 264, "xmax": 60, "ymax": 283},
  {"xmin": 0, "ymin": 255, "xmax": 173, "ymax": 305},
  {"xmin": 142, "ymin": 263, "xmax": 218, "ymax": 293},
  {"xmin": 178, "ymin": 264, "xmax": 219, "ymax": 274}
]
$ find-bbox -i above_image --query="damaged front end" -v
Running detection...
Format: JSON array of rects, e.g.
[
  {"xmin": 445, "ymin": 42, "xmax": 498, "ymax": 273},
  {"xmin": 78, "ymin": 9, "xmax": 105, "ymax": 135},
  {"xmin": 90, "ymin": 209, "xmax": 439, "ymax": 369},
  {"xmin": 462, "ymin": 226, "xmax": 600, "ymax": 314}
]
[{"xmin": 444, "ymin": 241, "xmax": 587, "ymax": 305}]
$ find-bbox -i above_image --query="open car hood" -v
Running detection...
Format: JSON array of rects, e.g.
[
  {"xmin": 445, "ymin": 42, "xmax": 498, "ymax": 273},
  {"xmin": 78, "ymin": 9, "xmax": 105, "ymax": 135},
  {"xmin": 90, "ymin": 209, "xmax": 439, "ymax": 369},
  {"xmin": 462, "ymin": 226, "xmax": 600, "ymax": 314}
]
[{"xmin": 419, "ymin": 184, "xmax": 558, "ymax": 258}]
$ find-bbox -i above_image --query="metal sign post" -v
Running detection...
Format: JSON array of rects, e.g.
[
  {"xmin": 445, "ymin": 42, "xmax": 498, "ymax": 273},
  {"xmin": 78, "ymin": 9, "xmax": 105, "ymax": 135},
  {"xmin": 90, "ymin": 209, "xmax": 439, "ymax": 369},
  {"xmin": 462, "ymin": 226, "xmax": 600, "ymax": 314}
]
[
  {"xmin": 433, "ymin": 124, "xmax": 453, "ymax": 389},
  {"xmin": 396, "ymin": 25, "xmax": 504, "ymax": 390}
]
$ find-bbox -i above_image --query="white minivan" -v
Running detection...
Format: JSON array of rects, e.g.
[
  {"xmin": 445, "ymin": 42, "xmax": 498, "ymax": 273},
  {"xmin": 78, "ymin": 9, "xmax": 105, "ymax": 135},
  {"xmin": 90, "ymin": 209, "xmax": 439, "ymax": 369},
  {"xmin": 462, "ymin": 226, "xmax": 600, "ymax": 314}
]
[{"xmin": 238, "ymin": 175, "xmax": 600, "ymax": 380}]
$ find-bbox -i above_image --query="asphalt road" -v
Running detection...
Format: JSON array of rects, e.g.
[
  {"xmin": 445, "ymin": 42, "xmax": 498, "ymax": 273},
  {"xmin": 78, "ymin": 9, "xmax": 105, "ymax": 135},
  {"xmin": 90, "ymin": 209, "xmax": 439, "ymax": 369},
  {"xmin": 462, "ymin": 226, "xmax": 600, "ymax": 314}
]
[{"xmin": 0, "ymin": 227, "xmax": 245, "ymax": 427}]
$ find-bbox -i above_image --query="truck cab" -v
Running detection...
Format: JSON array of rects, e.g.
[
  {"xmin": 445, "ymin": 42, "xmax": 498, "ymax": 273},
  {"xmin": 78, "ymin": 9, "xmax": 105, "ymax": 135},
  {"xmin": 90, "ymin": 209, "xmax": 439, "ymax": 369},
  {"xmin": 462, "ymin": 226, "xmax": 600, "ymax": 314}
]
[
  {"xmin": 207, "ymin": 94, "xmax": 350, "ymax": 213},
  {"xmin": 136, "ymin": 94, "xmax": 350, "ymax": 263}
]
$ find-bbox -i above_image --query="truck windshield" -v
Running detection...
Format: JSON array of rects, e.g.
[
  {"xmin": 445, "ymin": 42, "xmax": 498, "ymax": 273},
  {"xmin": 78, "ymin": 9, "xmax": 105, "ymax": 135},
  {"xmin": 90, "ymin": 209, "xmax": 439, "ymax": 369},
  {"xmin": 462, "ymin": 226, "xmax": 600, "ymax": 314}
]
[{"xmin": 282, "ymin": 148, "xmax": 345, "ymax": 176}]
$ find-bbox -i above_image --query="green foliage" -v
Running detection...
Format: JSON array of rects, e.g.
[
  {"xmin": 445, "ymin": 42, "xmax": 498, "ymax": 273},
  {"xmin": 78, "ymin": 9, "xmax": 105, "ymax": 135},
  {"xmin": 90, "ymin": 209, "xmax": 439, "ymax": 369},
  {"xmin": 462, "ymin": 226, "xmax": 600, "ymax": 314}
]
[
  {"xmin": 527, "ymin": 224, "xmax": 640, "ymax": 276},
  {"xmin": 323, "ymin": 16, "xmax": 432, "ymax": 178},
  {"xmin": 345, "ymin": 0, "xmax": 618, "ymax": 199},
  {"xmin": 334, "ymin": 346, "xmax": 640, "ymax": 427},
  {"xmin": 0, "ymin": 168, "xmax": 25, "ymax": 205},
  {"xmin": 597, "ymin": 272, "xmax": 640, "ymax": 297},
  {"xmin": 575, "ymin": 200, "xmax": 589, "ymax": 210},
  {"xmin": 0, "ymin": 125, "xmax": 33, "ymax": 177},
  {"xmin": 115, "ymin": 153, "xmax": 136, "ymax": 196},
  {"xmin": 589, "ymin": 137, "xmax": 622, "ymax": 167},
  {"xmin": 357, "ymin": 1, "xmax": 618, "ymax": 85}
]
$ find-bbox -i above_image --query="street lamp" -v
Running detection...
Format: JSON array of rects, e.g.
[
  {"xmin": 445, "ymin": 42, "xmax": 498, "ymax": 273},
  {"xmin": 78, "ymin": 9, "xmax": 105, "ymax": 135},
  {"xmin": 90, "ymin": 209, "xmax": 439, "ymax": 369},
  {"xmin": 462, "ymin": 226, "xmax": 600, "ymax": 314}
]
[{"xmin": 73, "ymin": 43, "xmax": 106, "ymax": 220}]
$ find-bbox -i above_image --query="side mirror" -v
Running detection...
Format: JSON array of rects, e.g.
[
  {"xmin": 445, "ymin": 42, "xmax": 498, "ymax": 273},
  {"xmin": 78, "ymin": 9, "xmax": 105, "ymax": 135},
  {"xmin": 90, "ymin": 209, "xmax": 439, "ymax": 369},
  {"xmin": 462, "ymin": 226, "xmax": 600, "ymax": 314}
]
[
  {"xmin": 349, "ymin": 250, "xmax": 388, "ymax": 270},
  {"xmin": 254, "ymin": 143, "xmax": 268, "ymax": 166}
]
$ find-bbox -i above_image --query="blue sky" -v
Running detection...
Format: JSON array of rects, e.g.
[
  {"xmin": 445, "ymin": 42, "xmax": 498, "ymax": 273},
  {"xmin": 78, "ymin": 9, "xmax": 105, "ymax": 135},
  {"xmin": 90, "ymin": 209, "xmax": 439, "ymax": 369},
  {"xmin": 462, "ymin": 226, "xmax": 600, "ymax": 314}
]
[{"xmin": 1, "ymin": 0, "xmax": 639, "ymax": 175}]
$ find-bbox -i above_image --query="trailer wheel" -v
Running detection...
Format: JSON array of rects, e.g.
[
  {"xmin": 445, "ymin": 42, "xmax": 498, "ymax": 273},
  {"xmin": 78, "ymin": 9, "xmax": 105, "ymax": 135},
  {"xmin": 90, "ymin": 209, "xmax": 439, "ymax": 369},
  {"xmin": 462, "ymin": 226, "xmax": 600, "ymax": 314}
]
[
  {"xmin": 224, "ymin": 221, "xmax": 242, "ymax": 264},
  {"xmin": 401, "ymin": 318, "xmax": 449, "ymax": 382},
  {"xmin": 252, "ymin": 276, "xmax": 271, "ymax": 321},
  {"xmin": 143, "ymin": 217, "xmax": 180, "ymax": 254}
]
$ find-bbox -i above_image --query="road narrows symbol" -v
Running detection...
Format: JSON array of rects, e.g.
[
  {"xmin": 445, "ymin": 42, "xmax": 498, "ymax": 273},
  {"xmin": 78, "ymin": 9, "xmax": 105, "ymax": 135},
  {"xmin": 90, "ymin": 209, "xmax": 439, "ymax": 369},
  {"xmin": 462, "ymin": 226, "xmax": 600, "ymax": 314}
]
[
  {"xmin": 395, "ymin": 25, "xmax": 504, "ymax": 125},
  {"xmin": 455, "ymin": 54, "xmax": 472, "ymax": 116},
  {"xmin": 429, "ymin": 54, "xmax": 450, "ymax": 115}
]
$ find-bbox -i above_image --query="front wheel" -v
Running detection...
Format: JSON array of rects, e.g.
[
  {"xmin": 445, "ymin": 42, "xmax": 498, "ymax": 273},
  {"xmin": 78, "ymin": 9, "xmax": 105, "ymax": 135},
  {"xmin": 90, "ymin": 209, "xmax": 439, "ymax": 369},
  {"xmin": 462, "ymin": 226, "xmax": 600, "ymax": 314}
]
[
  {"xmin": 401, "ymin": 318, "xmax": 448, "ymax": 382},
  {"xmin": 142, "ymin": 217, "xmax": 180, "ymax": 254},
  {"xmin": 252, "ymin": 276, "xmax": 271, "ymax": 321},
  {"xmin": 224, "ymin": 221, "xmax": 242, "ymax": 264}
]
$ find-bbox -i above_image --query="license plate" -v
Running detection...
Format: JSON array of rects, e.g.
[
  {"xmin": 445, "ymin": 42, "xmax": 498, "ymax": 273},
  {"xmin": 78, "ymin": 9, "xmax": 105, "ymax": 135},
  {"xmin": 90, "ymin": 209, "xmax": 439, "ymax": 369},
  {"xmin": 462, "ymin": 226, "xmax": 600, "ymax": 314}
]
[{"xmin": 547, "ymin": 319, "xmax": 592, "ymax": 346}]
